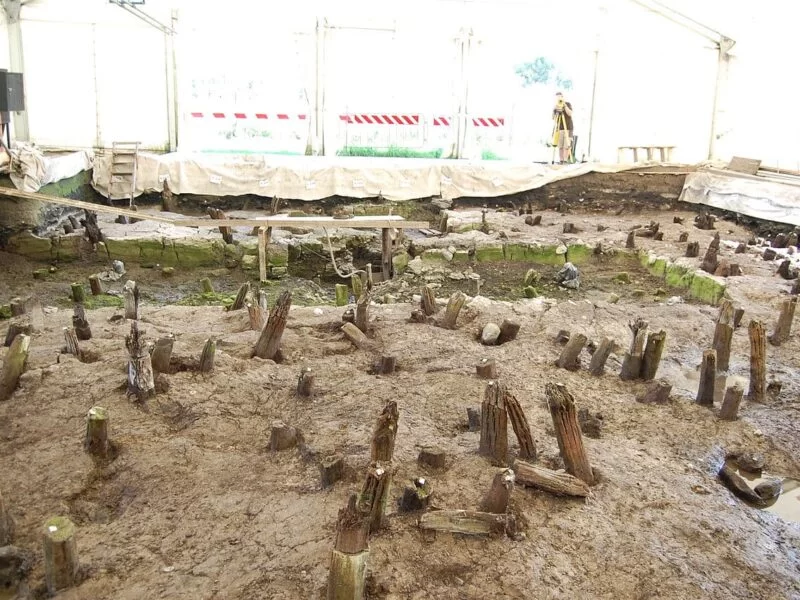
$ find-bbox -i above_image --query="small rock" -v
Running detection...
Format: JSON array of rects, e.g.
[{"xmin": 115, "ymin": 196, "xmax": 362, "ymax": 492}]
[
  {"xmin": 448, "ymin": 271, "xmax": 466, "ymax": 281},
  {"xmin": 691, "ymin": 485, "xmax": 711, "ymax": 495},
  {"xmin": 441, "ymin": 250, "xmax": 454, "ymax": 262},
  {"xmin": 112, "ymin": 260, "xmax": 126, "ymax": 274},
  {"xmin": 313, "ymin": 308, "xmax": 324, "ymax": 316},
  {"xmin": 754, "ymin": 479, "xmax": 782, "ymax": 501},
  {"xmin": 481, "ymin": 323, "xmax": 501, "ymax": 345},
  {"xmin": 555, "ymin": 262, "xmax": 579, "ymax": 289},
  {"xmin": 735, "ymin": 452, "xmax": 766, "ymax": 473},
  {"xmin": 523, "ymin": 268, "xmax": 540, "ymax": 287},
  {"xmin": 161, "ymin": 266, "xmax": 175, "ymax": 277},
  {"xmin": 632, "ymin": 289, "xmax": 646, "ymax": 298},
  {"xmin": 555, "ymin": 243, "xmax": 568, "ymax": 255},
  {"xmin": 612, "ymin": 272, "xmax": 631, "ymax": 284},
  {"xmin": 666, "ymin": 296, "xmax": 684, "ymax": 305},
  {"xmin": 408, "ymin": 256, "xmax": 423, "ymax": 275},
  {"xmin": 607, "ymin": 293, "xmax": 620, "ymax": 304}
]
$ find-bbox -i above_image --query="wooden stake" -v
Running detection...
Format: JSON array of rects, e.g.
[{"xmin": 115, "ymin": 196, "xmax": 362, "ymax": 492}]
[
  {"xmin": 696, "ymin": 349, "xmax": 717, "ymax": 407},
  {"xmin": 418, "ymin": 447, "xmax": 446, "ymax": 469},
  {"xmin": 418, "ymin": 510, "xmax": 511, "ymax": 537},
  {"xmin": 335, "ymin": 284, "xmax": 349, "ymax": 307},
  {"xmin": 479, "ymin": 381, "xmax": 508, "ymax": 466},
  {"xmin": 327, "ymin": 494, "xmax": 369, "ymax": 600},
  {"xmin": 440, "ymin": 292, "xmax": 466, "ymax": 329},
  {"xmin": 199, "ymin": 338, "xmax": 216, "ymax": 373},
  {"xmin": 258, "ymin": 290, "xmax": 268, "ymax": 313},
  {"xmin": 270, "ymin": 420, "xmax": 298, "ymax": 451},
  {"xmin": 399, "ymin": 478, "xmax": 432, "ymax": 512},
  {"xmin": 546, "ymin": 382, "xmax": 594, "ymax": 485},
  {"xmin": 42, "ymin": 516, "xmax": 79, "ymax": 595},
  {"xmin": 70, "ymin": 283, "xmax": 85, "ymax": 304},
  {"xmin": 748, "ymin": 320, "xmax": 767, "ymax": 402},
  {"xmin": 370, "ymin": 401, "xmax": 399, "ymax": 462},
  {"xmin": 355, "ymin": 293, "xmax": 369, "ymax": 333},
  {"xmin": 475, "ymin": 358, "xmax": 497, "ymax": 379},
  {"xmin": 640, "ymin": 330, "xmax": 666, "ymax": 380},
  {"xmin": 365, "ymin": 264, "xmax": 374, "ymax": 290},
  {"xmin": 68, "ymin": 215, "xmax": 80, "ymax": 230},
  {"xmin": 63, "ymin": 327, "xmax": 80, "ymax": 358},
  {"xmin": 72, "ymin": 305, "xmax": 92, "ymax": 341},
  {"xmin": 123, "ymin": 280, "xmax": 139, "ymax": 320},
  {"xmin": 200, "ymin": 277, "xmax": 214, "ymax": 294},
  {"xmin": 3, "ymin": 320, "xmax": 30, "ymax": 348},
  {"xmin": 620, "ymin": 318, "xmax": 648, "ymax": 380},
  {"xmin": 125, "ymin": 321, "xmax": 154, "ymax": 401},
  {"xmin": 713, "ymin": 300, "xmax": 734, "ymax": 370},
  {"xmin": 247, "ymin": 302, "xmax": 267, "ymax": 331},
  {"xmin": 297, "ymin": 366, "xmax": 314, "ymax": 397},
  {"xmin": 678, "ymin": 232, "xmax": 689, "ymax": 242},
  {"xmin": 480, "ymin": 469, "xmax": 515, "ymax": 514},
  {"xmin": 88, "ymin": 275, "xmax": 103, "ymax": 296},
  {"xmin": 358, "ymin": 462, "xmax": 391, "ymax": 532},
  {"xmin": 421, "ymin": 285, "xmax": 438, "ymax": 316},
  {"xmin": 0, "ymin": 489, "xmax": 12, "ymax": 544},
  {"xmin": 467, "ymin": 407, "xmax": 481, "ymax": 432},
  {"xmin": 498, "ymin": 319, "xmax": 521, "ymax": 344},
  {"xmin": 513, "ymin": 459, "xmax": 590, "ymax": 497},
  {"xmin": 769, "ymin": 296, "xmax": 797, "ymax": 346},
  {"xmin": 230, "ymin": 282, "xmax": 250, "ymax": 311},
  {"xmin": 258, "ymin": 227, "xmax": 268, "ymax": 283},
  {"xmin": 320, "ymin": 456, "xmax": 346, "ymax": 488},
  {"xmin": 341, "ymin": 322, "xmax": 374, "ymax": 351},
  {"xmin": 84, "ymin": 406, "xmax": 109, "ymax": 457},
  {"xmin": 719, "ymin": 383, "xmax": 744, "ymax": 421},
  {"xmin": 504, "ymin": 390, "xmax": 536, "ymax": 460},
  {"xmin": 254, "ymin": 290, "xmax": 291, "ymax": 360},
  {"xmin": 636, "ymin": 379, "xmax": 672, "ymax": 404},
  {"xmin": 556, "ymin": 333, "xmax": 587, "ymax": 371},
  {"xmin": 0, "ymin": 333, "xmax": 29, "ymax": 401},
  {"xmin": 10, "ymin": 297, "xmax": 27, "ymax": 317},
  {"xmin": 588, "ymin": 337, "xmax": 614, "ymax": 376},
  {"xmin": 563, "ymin": 222, "xmax": 577, "ymax": 234},
  {"xmin": 207, "ymin": 207, "xmax": 233, "ymax": 244},
  {"xmin": 686, "ymin": 242, "xmax": 699, "ymax": 257},
  {"xmin": 82, "ymin": 209, "xmax": 103, "ymax": 245},
  {"xmin": 376, "ymin": 355, "xmax": 396, "ymax": 375},
  {"xmin": 733, "ymin": 307, "xmax": 745, "ymax": 328},
  {"xmin": 151, "ymin": 336, "xmax": 174, "ymax": 374},
  {"xmin": 626, "ymin": 231, "xmax": 635, "ymax": 248},
  {"xmin": 381, "ymin": 228, "xmax": 394, "ymax": 280},
  {"xmin": 351, "ymin": 273, "xmax": 363, "ymax": 299}
]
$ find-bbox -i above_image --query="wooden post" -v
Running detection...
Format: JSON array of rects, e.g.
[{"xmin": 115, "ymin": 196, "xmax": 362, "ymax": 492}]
[
  {"xmin": 68, "ymin": 215, "xmax": 81, "ymax": 231},
  {"xmin": 376, "ymin": 356, "xmax": 396, "ymax": 375},
  {"xmin": 88, "ymin": 275, "xmax": 103, "ymax": 296},
  {"xmin": 10, "ymin": 297, "xmax": 28, "ymax": 317},
  {"xmin": 351, "ymin": 273, "xmax": 363, "ymax": 299},
  {"xmin": 335, "ymin": 284, "xmax": 349, "ymax": 307},
  {"xmin": 84, "ymin": 406, "xmax": 109, "ymax": 457},
  {"xmin": 712, "ymin": 300, "xmax": 734, "ymax": 371},
  {"xmin": 440, "ymin": 292, "xmax": 466, "ymax": 329},
  {"xmin": 636, "ymin": 380, "xmax": 672, "ymax": 404},
  {"xmin": 82, "ymin": 209, "xmax": 103, "ymax": 245},
  {"xmin": 355, "ymin": 293, "xmax": 369, "ymax": 333},
  {"xmin": 545, "ymin": 382, "xmax": 594, "ymax": 485},
  {"xmin": 320, "ymin": 456, "xmax": 346, "ymax": 488},
  {"xmin": 475, "ymin": 358, "xmax": 497, "ymax": 379},
  {"xmin": 748, "ymin": 320, "xmax": 767, "ymax": 402},
  {"xmin": 513, "ymin": 460, "xmax": 590, "ymax": 497},
  {"xmin": 504, "ymin": 390, "xmax": 536, "ymax": 460},
  {"xmin": 125, "ymin": 321, "xmax": 154, "ymax": 401},
  {"xmin": 70, "ymin": 283, "xmax": 85, "ymax": 304},
  {"xmin": 421, "ymin": 286, "xmax": 438, "ymax": 316},
  {"xmin": 341, "ymin": 322, "xmax": 374, "ymax": 351},
  {"xmin": 358, "ymin": 462, "xmax": 391, "ymax": 532},
  {"xmin": 719, "ymin": 383, "xmax": 744, "ymax": 421},
  {"xmin": 696, "ymin": 349, "xmax": 717, "ymax": 407},
  {"xmin": 733, "ymin": 308, "xmax": 745, "ymax": 328},
  {"xmin": 438, "ymin": 211, "xmax": 448, "ymax": 233},
  {"xmin": 199, "ymin": 339, "xmax": 216, "ymax": 373},
  {"xmin": 254, "ymin": 290, "xmax": 292, "ymax": 360},
  {"xmin": 258, "ymin": 227, "xmax": 268, "ymax": 283},
  {"xmin": 418, "ymin": 447, "xmax": 446, "ymax": 469},
  {"xmin": 72, "ymin": 305, "xmax": 92, "ymax": 341},
  {"xmin": 297, "ymin": 366, "xmax": 315, "ymax": 397},
  {"xmin": 479, "ymin": 381, "xmax": 508, "ymax": 466},
  {"xmin": 769, "ymin": 296, "xmax": 797, "ymax": 346},
  {"xmin": 381, "ymin": 228, "xmax": 393, "ymax": 280},
  {"xmin": 230, "ymin": 282, "xmax": 250, "ymax": 311},
  {"xmin": 247, "ymin": 302, "xmax": 267, "ymax": 331},
  {"xmin": 620, "ymin": 318, "xmax": 648, "ymax": 381},
  {"xmin": 63, "ymin": 327, "xmax": 80, "ymax": 358},
  {"xmin": 270, "ymin": 420, "xmax": 298, "ymax": 451},
  {"xmin": 686, "ymin": 242, "xmax": 699, "ymax": 257},
  {"xmin": 467, "ymin": 407, "xmax": 481, "ymax": 432},
  {"xmin": 556, "ymin": 333, "xmax": 587, "ymax": 371},
  {"xmin": 0, "ymin": 489, "xmax": 13, "ymax": 544},
  {"xmin": 365, "ymin": 264, "xmax": 374, "ymax": 290},
  {"xmin": 588, "ymin": 337, "xmax": 614, "ymax": 376},
  {"xmin": 701, "ymin": 243, "xmax": 719, "ymax": 274},
  {"xmin": 123, "ymin": 280, "xmax": 139, "ymax": 320},
  {"xmin": 371, "ymin": 401, "xmax": 399, "ymax": 462},
  {"xmin": 327, "ymin": 494, "xmax": 369, "ymax": 600},
  {"xmin": 208, "ymin": 207, "xmax": 234, "ymax": 244},
  {"xmin": 4, "ymin": 320, "xmax": 30, "ymax": 348},
  {"xmin": 151, "ymin": 336, "xmax": 174, "ymax": 374},
  {"xmin": 399, "ymin": 478, "xmax": 432, "ymax": 512},
  {"xmin": 42, "ymin": 516, "xmax": 79, "ymax": 595},
  {"xmin": 0, "ymin": 333, "xmax": 29, "ymax": 401},
  {"xmin": 200, "ymin": 278, "xmax": 214, "ymax": 294},
  {"xmin": 626, "ymin": 231, "xmax": 635, "ymax": 248},
  {"xmin": 480, "ymin": 469, "xmax": 515, "ymax": 514},
  {"xmin": 640, "ymin": 330, "xmax": 666, "ymax": 380},
  {"xmin": 678, "ymin": 232, "xmax": 689, "ymax": 242},
  {"xmin": 498, "ymin": 319, "xmax": 521, "ymax": 344}
]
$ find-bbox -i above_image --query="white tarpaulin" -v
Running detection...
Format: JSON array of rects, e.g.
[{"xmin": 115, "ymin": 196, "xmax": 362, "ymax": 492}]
[
  {"xmin": 92, "ymin": 152, "xmax": 660, "ymax": 202},
  {"xmin": 7, "ymin": 143, "xmax": 93, "ymax": 192},
  {"xmin": 679, "ymin": 168, "xmax": 800, "ymax": 226}
]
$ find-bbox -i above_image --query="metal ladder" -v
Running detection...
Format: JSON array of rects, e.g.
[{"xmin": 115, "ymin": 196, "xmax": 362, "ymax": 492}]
[{"xmin": 107, "ymin": 141, "xmax": 140, "ymax": 207}]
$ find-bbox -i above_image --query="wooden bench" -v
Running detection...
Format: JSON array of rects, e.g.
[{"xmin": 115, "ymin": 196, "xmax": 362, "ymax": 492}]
[{"xmin": 617, "ymin": 145, "xmax": 675, "ymax": 163}]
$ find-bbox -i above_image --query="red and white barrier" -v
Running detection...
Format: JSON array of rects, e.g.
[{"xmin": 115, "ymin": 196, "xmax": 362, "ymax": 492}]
[
  {"xmin": 471, "ymin": 117, "xmax": 505, "ymax": 127},
  {"xmin": 339, "ymin": 114, "xmax": 421, "ymax": 125},
  {"xmin": 189, "ymin": 112, "xmax": 308, "ymax": 120}
]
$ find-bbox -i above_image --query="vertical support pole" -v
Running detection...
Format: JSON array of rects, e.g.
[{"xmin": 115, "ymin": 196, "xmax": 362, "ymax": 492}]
[
  {"xmin": 313, "ymin": 17, "xmax": 327, "ymax": 156},
  {"xmin": 708, "ymin": 38, "xmax": 735, "ymax": 161},
  {"xmin": 381, "ymin": 228, "xmax": 393, "ymax": 280},
  {"xmin": 3, "ymin": 1, "xmax": 29, "ymax": 141},
  {"xmin": 258, "ymin": 226, "xmax": 267, "ymax": 283},
  {"xmin": 164, "ymin": 10, "xmax": 179, "ymax": 152}
]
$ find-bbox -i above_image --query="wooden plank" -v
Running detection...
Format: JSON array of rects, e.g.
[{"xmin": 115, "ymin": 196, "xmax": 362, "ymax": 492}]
[{"xmin": 727, "ymin": 156, "xmax": 761, "ymax": 175}]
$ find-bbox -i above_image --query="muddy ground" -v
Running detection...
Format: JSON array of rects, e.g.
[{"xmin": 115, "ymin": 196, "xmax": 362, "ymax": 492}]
[{"xmin": 1, "ymin": 209, "xmax": 800, "ymax": 600}]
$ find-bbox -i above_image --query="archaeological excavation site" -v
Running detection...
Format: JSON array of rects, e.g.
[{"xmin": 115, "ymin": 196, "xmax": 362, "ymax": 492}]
[{"xmin": 1, "ymin": 1, "xmax": 799, "ymax": 599}]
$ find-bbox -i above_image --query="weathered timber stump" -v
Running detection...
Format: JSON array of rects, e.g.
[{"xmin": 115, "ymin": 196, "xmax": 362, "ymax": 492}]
[
  {"xmin": 694, "ymin": 213, "xmax": 716, "ymax": 230},
  {"xmin": 636, "ymin": 379, "xmax": 672, "ymax": 404},
  {"xmin": 526, "ymin": 215, "xmax": 542, "ymax": 226},
  {"xmin": 763, "ymin": 248, "xmax": 777, "ymax": 261},
  {"xmin": 421, "ymin": 286, "xmax": 438, "ymax": 316},
  {"xmin": 125, "ymin": 321, "xmax": 154, "ymax": 401},
  {"xmin": 375, "ymin": 355, "xmax": 396, "ymax": 375},
  {"xmin": 72, "ymin": 305, "xmax": 92, "ymax": 341},
  {"xmin": 327, "ymin": 493, "xmax": 369, "ymax": 600},
  {"xmin": 418, "ymin": 510, "xmax": 513, "ymax": 538},
  {"xmin": 620, "ymin": 318, "xmax": 648, "ymax": 380},
  {"xmin": 399, "ymin": 478, "xmax": 432, "ymax": 512},
  {"xmin": 686, "ymin": 242, "xmax": 700, "ymax": 258},
  {"xmin": 4, "ymin": 320, "xmax": 31, "ymax": 348},
  {"xmin": 358, "ymin": 462, "xmax": 391, "ymax": 532},
  {"xmin": 440, "ymin": 292, "xmax": 466, "ymax": 329},
  {"xmin": 230, "ymin": 282, "xmax": 250, "ymax": 311},
  {"xmin": 199, "ymin": 339, "xmax": 216, "ymax": 373},
  {"xmin": 588, "ymin": 337, "xmax": 614, "ymax": 376},
  {"xmin": 696, "ymin": 349, "xmax": 717, "ymax": 407},
  {"xmin": 713, "ymin": 300, "xmax": 734, "ymax": 371},
  {"xmin": 63, "ymin": 328, "xmax": 80, "ymax": 358},
  {"xmin": 641, "ymin": 330, "xmax": 666, "ymax": 380},
  {"xmin": 0, "ymin": 489, "xmax": 14, "ymax": 544},
  {"xmin": 719, "ymin": 383, "xmax": 744, "ymax": 421},
  {"xmin": 254, "ymin": 290, "xmax": 291, "ymax": 360},
  {"xmin": 479, "ymin": 381, "xmax": 508, "ymax": 466},
  {"xmin": 733, "ymin": 307, "xmax": 745, "ymax": 328},
  {"xmin": 247, "ymin": 302, "xmax": 267, "ymax": 331},
  {"xmin": 498, "ymin": 319, "xmax": 521, "ymax": 344},
  {"xmin": 513, "ymin": 459, "xmax": 590, "ymax": 497},
  {"xmin": 556, "ymin": 333, "xmax": 587, "ymax": 371},
  {"xmin": 123, "ymin": 280, "xmax": 139, "ymax": 320},
  {"xmin": 546, "ymin": 383, "xmax": 594, "ymax": 485},
  {"xmin": 42, "ymin": 517, "xmax": 79, "ymax": 595},
  {"xmin": 82, "ymin": 209, "xmax": 103, "ymax": 245},
  {"xmin": 735, "ymin": 242, "xmax": 746, "ymax": 254},
  {"xmin": 748, "ymin": 320, "xmax": 767, "ymax": 402},
  {"xmin": 563, "ymin": 222, "xmax": 577, "ymax": 234},
  {"xmin": 769, "ymin": 296, "xmax": 797, "ymax": 346},
  {"xmin": 480, "ymin": 469, "xmax": 515, "ymax": 514},
  {"xmin": 772, "ymin": 233, "xmax": 789, "ymax": 248},
  {"xmin": 371, "ymin": 401, "xmax": 399, "ymax": 462},
  {"xmin": 88, "ymin": 275, "xmax": 103, "ymax": 296},
  {"xmin": 70, "ymin": 283, "xmax": 85, "ymax": 304},
  {"xmin": 320, "ymin": 456, "xmax": 345, "ymax": 488},
  {"xmin": 297, "ymin": 367, "xmax": 315, "ymax": 397},
  {"xmin": 626, "ymin": 231, "xmax": 635, "ymax": 248},
  {"xmin": 334, "ymin": 284, "xmax": 349, "ymax": 307},
  {"xmin": 476, "ymin": 358, "xmax": 497, "ymax": 379},
  {"xmin": 701, "ymin": 244, "xmax": 719, "ymax": 274},
  {"xmin": 207, "ymin": 207, "xmax": 234, "ymax": 244},
  {"xmin": 0, "ymin": 334, "xmax": 30, "ymax": 401},
  {"xmin": 200, "ymin": 277, "xmax": 214, "ymax": 294},
  {"xmin": 84, "ymin": 406, "xmax": 109, "ymax": 457},
  {"xmin": 68, "ymin": 215, "xmax": 80, "ymax": 231},
  {"xmin": 467, "ymin": 407, "xmax": 481, "ymax": 432},
  {"xmin": 504, "ymin": 390, "xmax": 536, "ymax": 460},
  {"xmin": 355, "ymin": 293, "xmax": 369, "ymax": 333},
  {"xmin": 777, "ymin": 259, "xmax": 797, "ymax": 280},
  {"xmin": 418, "ymin": 447, "xmax": 446, "ymax": 469},
  {"xmin": 351, "ymin": 273, "xmax": 363, "ymax": 299},
  {"xmin": 341, "ymin": 322, "xmax": 373, "ymax": 351},
  {"xmin": 270, "ymin": 420, "xmax": 299, "ymax": 451},
  {"xmin": 151, "ymin": 336, "xmax": 174, "ymax": 374}
]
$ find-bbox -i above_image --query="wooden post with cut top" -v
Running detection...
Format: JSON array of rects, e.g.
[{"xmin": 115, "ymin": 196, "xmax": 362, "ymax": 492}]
[{"xmin": 545, "ymin": 382, "xmax": 594, "ymax": 485}]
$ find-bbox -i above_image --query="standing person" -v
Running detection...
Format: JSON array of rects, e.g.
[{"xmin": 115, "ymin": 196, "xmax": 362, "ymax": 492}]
[{"xmin": 552, "ymin": 92, "xmax": 574, "ymax": 164}]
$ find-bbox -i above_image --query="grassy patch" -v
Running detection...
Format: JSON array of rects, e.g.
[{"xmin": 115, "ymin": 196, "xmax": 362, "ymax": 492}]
[
  {"xmin": 337, "ymin": 146, "xmax": 444, "ymax": 159},
  {"xmin": 56, "ymin": 294, "xmax": 124, "ymax": 310},
  {"xmin": 175, "ymin": 292, "xmax": 237, "ymax": 308}
]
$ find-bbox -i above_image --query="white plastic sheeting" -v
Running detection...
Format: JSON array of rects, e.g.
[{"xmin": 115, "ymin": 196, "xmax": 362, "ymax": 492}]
[{"xmin": 8, "ymin": 143, "xmax": 92, "ymax": 192}]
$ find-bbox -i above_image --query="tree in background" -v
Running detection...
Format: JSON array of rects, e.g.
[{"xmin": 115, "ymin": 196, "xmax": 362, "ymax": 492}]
[{"xmin": 515, "ymin": 57, "xmax": 573, "ymax": 90}]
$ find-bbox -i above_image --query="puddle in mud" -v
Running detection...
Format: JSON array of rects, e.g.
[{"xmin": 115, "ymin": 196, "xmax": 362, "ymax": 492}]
[{"xmin": 725, "ymin": 460, "xmax": 800, "ymax": 523}]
